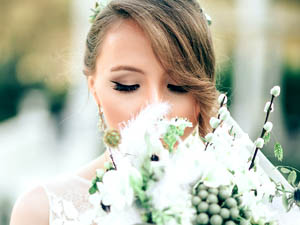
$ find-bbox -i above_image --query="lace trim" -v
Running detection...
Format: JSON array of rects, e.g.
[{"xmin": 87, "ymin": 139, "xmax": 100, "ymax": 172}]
[{"xmin": 42, "ymin": 182, "xmax": 94, "ymax": 225}]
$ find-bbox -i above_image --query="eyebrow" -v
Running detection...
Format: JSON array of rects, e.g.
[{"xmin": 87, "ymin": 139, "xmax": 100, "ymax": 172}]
[{"xmin": 110, "ymin": 65, "xmax": 146, "ymax": 75}]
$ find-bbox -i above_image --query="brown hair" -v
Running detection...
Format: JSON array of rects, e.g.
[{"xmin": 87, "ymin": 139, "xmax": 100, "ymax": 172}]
[{"xmin": 83, "ymin": 0, "xmax": 219, "ymax": 137}]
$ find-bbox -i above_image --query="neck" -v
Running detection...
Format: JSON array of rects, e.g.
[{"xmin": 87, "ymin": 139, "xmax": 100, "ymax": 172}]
[{"xmin": 75, "ymin": 149, "xmax": 111, "ymax": 182}]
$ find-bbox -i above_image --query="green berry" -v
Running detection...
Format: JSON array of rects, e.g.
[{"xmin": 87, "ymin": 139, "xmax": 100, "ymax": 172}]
[
  {"xmin": 196, "ymin": 213, "xmax": 209, "ymax": 225},
  {"xmin": 198, "ymin": 184, "xmax": 207, "ymax": 191},
  {"xmin": 208, "ymin": 203, "xmax": 221, "ymax": 215},
  {"xmin": 198, "ymin": 190, "xmax": 208, "ymax": 200},
  {"xmin": 236, "ymin": 196, "xmax": 243, "ymax": 205},
  {"xmin": 230, "ymin": 208, "xmax": 240, "ymax": 220},
  {"xmin": 224, "ymin": 221, "xmax": 236, "ymax": 225},
  {"xmin": 218, "ymin": 189, "xmax": 231, "ymax": 201},
  {"xmin": 208, "ymin": 187, "xmax": 219, "ymax": 195},
  {"xmin": 240, "ymin": 219, "xmax": 251, "ymax": 225},
  {"xmin": 218, "ymin": 185, "xmax": 227, "ymax": 190},
  {"xmin": 220, "ymin": 208, "xmax": 230, "ymax": 219},
  {"xmin": 197, "ymin": 201, "xmax": 209, "ymax": 213},
  {"xmin": 192, "ymin": 196, "xmax": 201, "ymax": 206},
  {"xmin": 210, "ymin": 215, "xmax": 223, "ymax": 225},
  {"xmin": 243, "ymin": 210, "xmax": 252, "ymax": 219},
  {"xmin": 225, "ymin": 198, "xmax": 237, "ymax": 208},
  {"xmin": 207, "ymin": 194, "xmax": 218, "ymax": 204},
  {"xmin": 257, "ymin": 218, "xmax": 266, "ymax": 225}
]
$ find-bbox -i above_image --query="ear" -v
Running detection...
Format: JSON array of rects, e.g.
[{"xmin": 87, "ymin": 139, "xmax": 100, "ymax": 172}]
[{"xmin": 87, "ymin": 76, "xmax": 101, "ymax": 106}]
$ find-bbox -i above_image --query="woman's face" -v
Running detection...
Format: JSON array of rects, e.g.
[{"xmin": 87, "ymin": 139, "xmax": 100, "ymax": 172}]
[{"xmin": 88, "ymin": 19, "xmax": 199, "ymax": 138}]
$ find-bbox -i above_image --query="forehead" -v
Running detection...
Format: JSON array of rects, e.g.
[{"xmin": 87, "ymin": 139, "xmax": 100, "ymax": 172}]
[{"xmin": 95, "ymin": 19, "xmax": 164, "ymax": 75}]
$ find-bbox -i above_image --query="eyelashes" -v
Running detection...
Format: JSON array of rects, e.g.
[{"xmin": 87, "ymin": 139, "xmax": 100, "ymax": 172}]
[
  {"xmin": 111, "ymin": 81, "xmax": 140, "ymax": 92},
  {"xmin": 167, "ymin": 84, "xmax": 188, "ymax": 93},
  {"xmin": 111, "ymin": 81, "xmax": 188, "ymax": 93}
]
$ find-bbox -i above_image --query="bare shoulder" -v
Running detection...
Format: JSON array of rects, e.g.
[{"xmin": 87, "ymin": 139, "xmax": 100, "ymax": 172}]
[{"xmin": 10, "ymin": 185, "xmax": 49, "ymax": 225}]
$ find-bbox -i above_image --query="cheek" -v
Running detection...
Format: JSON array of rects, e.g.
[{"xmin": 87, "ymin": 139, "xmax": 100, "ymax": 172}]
[
  {"xmin": 168, "ymin": 95, "xmax": 199, "ymax": 125},
  {"xmin": 167, "ymin": 94, "xmax": 199, "ymax": 139},
  {"xmin": 99, "ymin": 92, "xmax": 140, "ymax": 130},
  {"xmin": 96, "ymin": 80, "xmax": 143, "ymax": 130}
]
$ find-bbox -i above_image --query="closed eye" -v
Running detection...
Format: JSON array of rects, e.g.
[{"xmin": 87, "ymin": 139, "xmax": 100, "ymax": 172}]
[
  {"xmin": 111, "ymin": 81, "xmax": 140, "ymax": 92},
  {"xmin": 167, "ymin": 84, "xmax": 188, "ymax": 93}
]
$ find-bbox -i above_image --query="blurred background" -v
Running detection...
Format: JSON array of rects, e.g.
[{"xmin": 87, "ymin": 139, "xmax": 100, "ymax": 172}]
[{"xmin": 0, "ymin": 0, "xmax": 299, "ymax": 224}]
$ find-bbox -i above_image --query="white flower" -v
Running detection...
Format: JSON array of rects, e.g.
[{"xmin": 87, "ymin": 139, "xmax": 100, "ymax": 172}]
[
  {"xmin": 218, "ymin": 93, "xmax": 228, "ymax": 105},
  {"xmin": 119, "ymin": 102, "xmax": 170, "ymax": 168},
  {"xmin": 88, "ymin": 192, "xmax": 101, "ymax": 207},
  {"xmin": 263, "ymin": 122, "xmax": 273, "ymax": 132},
  {"xmin": 209, "ymin": 117, "xmax": 220, "ymax": 129},
  {"xmin": 264, "ymin": 102, "xmax": 274, "ymax": 113},
  {"xmin": 96, "ymin": 169, "xmax": 134, "ymax": 210},
  {"xmin": 270, "ymin": 86, "xmax": 280, "ymax": 97},
  {"xmin": 170, "ymin": 117, "xmax": 193, "ymax": 128},
  {"xmin": 254, "ymin": 138, "xmax": 264, "ymax": 148},
  {"xmin": 99, "ymin": 0, "xmax": 111, "ymax": 10}
]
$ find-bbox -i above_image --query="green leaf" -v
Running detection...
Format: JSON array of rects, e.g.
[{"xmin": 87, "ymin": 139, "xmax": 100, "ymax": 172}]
[
  {"xmin": 288, "ymin": 170, "xmax": 297, "ymax": 185},
  {"xmin": 274, "ymin": 142, "xmax": 283, "ymax": 161},
  {"xmin": 88, "ymin": 185, "xmax": 97, "ymax": 195},
  {"xmin": 263, "ymin": 132, "xmax": 271, "ymax": 144},
  {"xmin": 199, "ymin": 136, "xmax": 207, "ymax": 143},
  {"xmin": 280, "ymin": 167, "xmax": 291, "ymax": 174},
  {"xmin": 269, "ymin": 195, "xmax": 274, "ymax": 203},
  {"xmin": 232, "ymin": 185, "xmax": 239, "ymax": 196},
  {"xmin": 282, "ymin": 193, "xmax": 289, "ymax": 211}
]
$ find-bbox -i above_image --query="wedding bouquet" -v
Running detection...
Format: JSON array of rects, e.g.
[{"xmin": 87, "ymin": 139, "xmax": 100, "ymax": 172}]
[{"xmin": 86, "ymin": 86, "xmax": 300, "ymax": 225}]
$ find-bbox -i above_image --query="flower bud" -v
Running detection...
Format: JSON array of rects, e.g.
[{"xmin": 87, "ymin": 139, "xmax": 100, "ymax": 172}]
[
  {"xmin": 255, "ymin": 138, "xmax": 264, "ymax": 149},
  {"xmin": 96, "ymin": 168, "xmax": 105, "ymax": 178},
  {"xmin": 209, "ymin": 117, "xmax": 220, "ymax": 129},
  {"xmin": 205, "ymin": 133, "xmax": 214, "ymax": 142},
  {"xmin": 218, "ymin": 106, "xmax": 227, "ymax": 115},
  {"xmin": 270, "ymin": 86, "xmax": 280, "ymax": 97},
  {"xmin": 220, "ymin": 110, "xmax": 230, "ymax": 121},
  {"xmin": 218, "ymin": 94, "xmax": 227, "ymax": 105},
  {"xmin": 263, "ymin": 122, "xmax": 273, "ymax": 132},
  {"xmin": 104, "ymin": 161, "xmax": 113, "ymax": 170},
  {"xmin": 264, "ymin": 102, "xmax": 274, "ymax": 113}
]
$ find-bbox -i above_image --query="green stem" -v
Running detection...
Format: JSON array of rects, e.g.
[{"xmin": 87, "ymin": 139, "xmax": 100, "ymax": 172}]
[{"xmin": 276, "ymin": 188, "xmax": 293, "ymax": 193}]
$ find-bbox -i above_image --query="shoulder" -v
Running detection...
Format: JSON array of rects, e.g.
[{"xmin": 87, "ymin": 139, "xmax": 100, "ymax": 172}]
[{"xmin": 10, "ymin": 185, "xmax": 49, "ymax": 225}]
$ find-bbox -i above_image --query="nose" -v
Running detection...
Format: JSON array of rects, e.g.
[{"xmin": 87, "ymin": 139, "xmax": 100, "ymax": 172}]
[{"xmin": 147, "ymin": 86, "xmax": 163, "ymax": 105}]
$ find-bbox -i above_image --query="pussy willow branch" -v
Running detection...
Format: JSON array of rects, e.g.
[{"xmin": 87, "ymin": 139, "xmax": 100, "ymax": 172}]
[
  {"xmin": 108, "ymin": 147, "xmax": 118, "ymax": 170},
  {"xmin": 204, "ymin": 96, "xmax": 226, "ymax": 151},
  {"xmin": 249, "ymin": 95, "xmax": 275, "ymax": 170}
]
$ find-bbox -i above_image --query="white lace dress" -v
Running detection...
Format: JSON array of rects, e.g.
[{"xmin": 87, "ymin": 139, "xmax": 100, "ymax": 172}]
[
  {"xmin": 42, "ymin": 174, "xmax": 95, "ymax": 225},
  {"xmin": 41, "ymin": 172, "xmax": 300, "ymax": 225}
]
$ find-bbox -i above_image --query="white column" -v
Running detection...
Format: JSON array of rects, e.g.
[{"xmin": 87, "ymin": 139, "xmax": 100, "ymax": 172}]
[{"xmin": 232, "ymin": 0, "xmax": 270, "ymax": 138}]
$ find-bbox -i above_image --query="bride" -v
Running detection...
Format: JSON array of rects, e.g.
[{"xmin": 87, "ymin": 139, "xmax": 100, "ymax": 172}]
[{"xmin": 10, "ymin": 0, "xmax": 298, "ymax": 224}]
